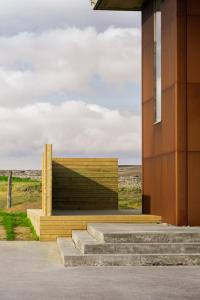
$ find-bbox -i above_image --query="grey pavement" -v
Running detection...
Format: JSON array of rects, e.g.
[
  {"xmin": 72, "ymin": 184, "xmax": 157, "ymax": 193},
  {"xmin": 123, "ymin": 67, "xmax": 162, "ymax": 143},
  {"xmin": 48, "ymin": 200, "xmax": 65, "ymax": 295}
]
[{"xmin": 0, "ymin": 241, "xmax": 199, "ymax": 300}]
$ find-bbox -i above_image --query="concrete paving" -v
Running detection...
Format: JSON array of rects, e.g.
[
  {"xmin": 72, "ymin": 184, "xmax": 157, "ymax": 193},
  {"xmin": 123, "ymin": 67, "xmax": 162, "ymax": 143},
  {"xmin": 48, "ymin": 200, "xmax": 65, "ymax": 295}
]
[{"xmin": 0, "ymin": 242, "xmax": 199, "ymax": 299}]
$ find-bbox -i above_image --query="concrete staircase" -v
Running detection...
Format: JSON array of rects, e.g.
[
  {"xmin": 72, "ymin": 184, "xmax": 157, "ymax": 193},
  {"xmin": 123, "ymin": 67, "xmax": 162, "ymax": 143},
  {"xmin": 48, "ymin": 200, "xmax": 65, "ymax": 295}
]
[{"xmin": 57, "ymin": 223, "xmax": 200, "ymax": 266}]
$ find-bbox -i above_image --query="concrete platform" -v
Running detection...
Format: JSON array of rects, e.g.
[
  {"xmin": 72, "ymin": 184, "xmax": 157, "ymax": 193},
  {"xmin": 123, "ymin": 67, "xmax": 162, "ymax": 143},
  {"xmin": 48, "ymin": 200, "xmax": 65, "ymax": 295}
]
[
  {"xmin": 72, "ymin": 230, "xmax": 200, "ymax": 254},
  {"xmin": 0, "ymin": 241, "xmax": 200, "ymax": 299},
  {"xmin": 87, "ymin": 223, "xmax": 200, "ymax": 242},
  {"xmin": 58, "ymin": 223, "xmax": 200, "ymax": 267}
]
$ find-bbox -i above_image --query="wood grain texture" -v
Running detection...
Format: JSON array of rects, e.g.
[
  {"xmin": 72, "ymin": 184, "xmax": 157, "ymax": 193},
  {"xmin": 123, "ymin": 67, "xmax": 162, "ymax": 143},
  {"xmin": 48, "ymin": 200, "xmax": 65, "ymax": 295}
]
[
  {"xmin": 52, "ymin": 158, "xmax": 118, "ymax": 210},
  {"xmin": 42, "ymin": 144, "xmax": 52, "ymax": 216},
  {"xmin": 28, "ymin": 209, "xmax": 162, "ymax": 241}
]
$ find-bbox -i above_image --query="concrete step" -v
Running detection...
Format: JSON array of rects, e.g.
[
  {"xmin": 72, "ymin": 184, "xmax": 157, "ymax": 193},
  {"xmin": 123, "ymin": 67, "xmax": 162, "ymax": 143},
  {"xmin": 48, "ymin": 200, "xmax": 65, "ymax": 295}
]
[
  {"xmin": 72, "ymin": 230, "xmax": 200, "ymax": 254},
  {"xmin": 88, "ymin": 223, "xmax": 200, "ymax": 243},
  {"xmin": 57, "ymin": 238, "xmax": 200, "ymax": 267}
]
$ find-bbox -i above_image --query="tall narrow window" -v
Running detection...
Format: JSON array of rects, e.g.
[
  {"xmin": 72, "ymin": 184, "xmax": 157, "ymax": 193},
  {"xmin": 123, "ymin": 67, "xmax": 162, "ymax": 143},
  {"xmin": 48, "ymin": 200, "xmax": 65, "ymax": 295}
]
[{"xmin": 154, "ymin": 0, "xmax": 162, "ymax": 123}]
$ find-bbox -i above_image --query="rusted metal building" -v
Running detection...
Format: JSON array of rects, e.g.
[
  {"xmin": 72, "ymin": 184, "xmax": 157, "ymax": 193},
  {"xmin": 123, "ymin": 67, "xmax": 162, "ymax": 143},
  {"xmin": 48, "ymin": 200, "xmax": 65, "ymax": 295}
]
[{"xmin": 92, "ymin": 0, "xmax": 200, "ymax": 226}]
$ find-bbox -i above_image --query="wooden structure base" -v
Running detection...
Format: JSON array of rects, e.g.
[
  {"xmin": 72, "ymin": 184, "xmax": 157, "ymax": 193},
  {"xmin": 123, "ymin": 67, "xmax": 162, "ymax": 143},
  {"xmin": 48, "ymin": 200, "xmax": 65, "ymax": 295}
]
[{"xmin": 28, "ymin": 209, "xmax": 162, "ymax": 241}]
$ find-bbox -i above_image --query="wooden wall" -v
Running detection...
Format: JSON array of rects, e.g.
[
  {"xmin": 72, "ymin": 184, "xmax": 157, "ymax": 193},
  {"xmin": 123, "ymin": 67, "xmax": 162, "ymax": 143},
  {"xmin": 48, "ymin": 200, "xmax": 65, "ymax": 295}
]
[
  {"xmin": 52, "ymin": 158, "xmax": 118, "ymax": 210},
  {"xmin": 42, "ymin": 144, "xmax": 52, "ymax": 216},
  {"xmin": 28, "ymin": 209, "xmax": 161, "ymax": 241}
]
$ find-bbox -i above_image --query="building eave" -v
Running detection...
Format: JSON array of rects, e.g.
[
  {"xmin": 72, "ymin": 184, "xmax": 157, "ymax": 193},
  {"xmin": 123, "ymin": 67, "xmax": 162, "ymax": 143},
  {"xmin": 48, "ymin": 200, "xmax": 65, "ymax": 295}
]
[{"xmin": 91, "ymin": 0, "xmax": 144, "ymax": 11}]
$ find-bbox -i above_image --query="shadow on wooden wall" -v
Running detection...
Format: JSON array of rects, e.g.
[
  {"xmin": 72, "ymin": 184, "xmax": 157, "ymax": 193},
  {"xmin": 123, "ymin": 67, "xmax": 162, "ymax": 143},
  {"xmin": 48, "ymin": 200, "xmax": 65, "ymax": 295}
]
[{"xmin": 52, "ymin": 159, "xmax": 118, "ymax": 211}]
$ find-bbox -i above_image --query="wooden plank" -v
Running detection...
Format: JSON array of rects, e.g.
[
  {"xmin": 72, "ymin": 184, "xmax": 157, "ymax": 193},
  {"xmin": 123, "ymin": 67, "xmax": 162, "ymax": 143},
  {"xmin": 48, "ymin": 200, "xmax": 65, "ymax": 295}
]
[
  {"xmin": 52, "ymin": 166, "xmax": 118, "ymax": 172},
  {"xmin": 40, "ymin": 220, "xmax": 87, "ymax": 225},
  {"xmin": 40, "ymin": 215, "xmax": 161, "ymax": 222},
  {"xmin": 53, "ymin": 162, "xmax": 118, "ymax": 167},
  {"xmin": 52, "ymin": 154, "xmax": 118, "ymax": 210},
  {"xmin": 40, "ymin": 225, "xmax": 87, "ymax": 230},
  {"xmin": 52, "ymin": 177, "xmax": 118, "ymax": 181},
  {"xmin": 52, "ymin": 203, "xmax": 118, "ymax": 209},
  {"xmin": 53, "ymin": 206, "xmax": 118, "ymax": 211},
  {"xmin": 42, "ymin": 154, "xmax": 45, "ymax": 210},
  {"xmin": 52, "ymin": 181, "xmax": 118, "ymax": 187},
  {"xmin": 52, "ymin": 187, "xmax": 118, "ymax": 193},
  {"xmin": 43, "ymin": 147, "xmax": 47, "ymax": 215},
  {"xmin": 27, "ymin": 209, "xmax": 41, "ymax": 236},
  {"xmin": 53, "ymin": 158, "xmax": 118, "ymax": 162},
  {"xmin": 52, "ymin": 172, "xmax": 118, "ymax": 178},
  {"xmin": 42, "ymin": 145, "xmax": 53, "ymax": 216},
  {"xmin": 52, "ymin": 182, "xmax": 118, "ymax": 189},
  {"xmin": 28, "ymin": 209, "xmax": 162, "ymax": 241},
  {"xmin": 46, "ymin": 144, "xmax": 52, "ymax": 216},
  {"xmin": 52, "ymin": 193, "xmax": 118, "ymax": 198},
  {"xmin": 40, "ymin": 229, "xmax": 75, "ymax": 235},
  {"xmin": 40, "ymin": 234, "xmax": 71, "ymax": 241}
]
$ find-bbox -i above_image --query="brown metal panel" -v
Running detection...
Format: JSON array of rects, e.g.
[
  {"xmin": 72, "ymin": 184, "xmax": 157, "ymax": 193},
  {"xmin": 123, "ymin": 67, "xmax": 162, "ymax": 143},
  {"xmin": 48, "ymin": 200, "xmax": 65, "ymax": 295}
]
[
  {"xmin": 176, "ymin": 83, "xmax": 187, "ymax": 151},
  {"xmin": 142, "ymin": 0, "xmax": 154, "ymax": 103},
  {"xmin": 176, "ymin": 1, "xmax": 188, "ymax": 225},
  {"xmin": 161, "ymin": 86, "xmax": 176, "ymax": 153},
  {"xmin": 176, "ymin": 151, "xmax": 188, "ymax": 225},
  {"xmin": 142, "ymin": 46, "xmax": 154, "ymax": 103},
  {"xmin": 187, "ymin": 0, "xmax": 200, "ymax": 225},
  {"xmin": 161, "ymin": 153, "xmax": 177, "ymax": 224},
  {"xmin": 162, "ymin": 0, "xmax": 177, "ymax": 20},
  {"xmin": 143, "ymin": 154, "xmax": 177, "ymax": 224},
  {"xmin": 142, "ymin": 0, "xmax": 187, "ymax": 225},
  {"xmin": 187, "ymin": 16, "xmax": 200, "ymax": 83},
  {"xmin": 143, "ymin": 157, "xmax": 160, "ymax": 215},
  {"xmin": 142, "ymin": 0, "xmax": 154, "ymax": 47},
  {"xmin": 187, "ymin": 0, "xmax": 200, "ymax": 15},
  {"xmin": 162, "ymin": 21, "xmax": 177, "ymax": 91},
  {"xmin": 187, "ymin": 83, "xmax": 200, "ymax": 151},
  {"xmin": 188, "ymin": 152, "xmax": 200, "ymax": 225},
  {"xmin": 142, "ymin": 100, "xmax": 154, "ymax": 159},
  {"xmin": 143, "ymin": 100, "xmax": 162, "ymax": 158}
]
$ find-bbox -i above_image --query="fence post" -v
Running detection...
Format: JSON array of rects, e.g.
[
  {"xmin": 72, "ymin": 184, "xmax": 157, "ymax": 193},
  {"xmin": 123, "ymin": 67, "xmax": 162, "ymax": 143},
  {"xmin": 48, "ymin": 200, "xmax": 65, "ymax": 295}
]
[{"xmin": 7, "ymin": 170, "xmax": 12, "ymax": 208}]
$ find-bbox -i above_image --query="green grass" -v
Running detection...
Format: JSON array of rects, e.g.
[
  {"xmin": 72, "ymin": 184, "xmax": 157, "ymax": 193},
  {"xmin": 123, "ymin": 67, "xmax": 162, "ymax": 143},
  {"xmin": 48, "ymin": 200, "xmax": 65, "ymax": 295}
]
[
  {"xmin": 0, "ymin": 176, "xmax": 38, "ymax": 182},
  {"xmin": 0, "ymin": 176, "xmax": 41, "ymax": 210},
  {"xmin": 0, "ymin": 175, "xmax": 142, "ymax": 211},
  {"xmin": 0, "ymin": 211, "xmax": 39, "ymax": 241},
  {"xmin": 118, "ymin": 183, "xmax": 142, "ymax": 210},
  {"xmin": 0, "ymin": 176, "xmax": 41, "ymax": 240},
  {"xmin": 0, "ymin": 174, "xmax": 142, "ymax": 240}
]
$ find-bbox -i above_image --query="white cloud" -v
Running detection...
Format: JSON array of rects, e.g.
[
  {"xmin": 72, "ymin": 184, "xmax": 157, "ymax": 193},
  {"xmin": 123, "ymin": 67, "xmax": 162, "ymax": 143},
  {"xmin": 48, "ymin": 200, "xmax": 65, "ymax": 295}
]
[
  {"xmin": 0, "ymin": 1, "xmax": 142, "ymax": 168},
  {"xmin": 0, "ymin": 0, "xmax": 140, "ymax": 34},
  {"xmin": 0, "ymin": 101, "xmax": 141, "ymax": 169},
  {"xmin": 0, "ymin": 27, "xmax": 141, "ymax": 107}
]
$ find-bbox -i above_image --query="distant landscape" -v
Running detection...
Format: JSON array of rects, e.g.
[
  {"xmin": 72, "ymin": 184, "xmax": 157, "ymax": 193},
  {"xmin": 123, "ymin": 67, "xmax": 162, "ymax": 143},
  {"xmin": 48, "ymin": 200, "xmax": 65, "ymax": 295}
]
[
  {"xmin": 0, "ymin": 166, "xmax": 142, "ymax": 240},
  {"xmin": 0, "ymin": 166, "xmax": 142, "ymax": 212},
  {"xmin": 118, "ymin": 166, "xmax": 142, "ymax": 210}
]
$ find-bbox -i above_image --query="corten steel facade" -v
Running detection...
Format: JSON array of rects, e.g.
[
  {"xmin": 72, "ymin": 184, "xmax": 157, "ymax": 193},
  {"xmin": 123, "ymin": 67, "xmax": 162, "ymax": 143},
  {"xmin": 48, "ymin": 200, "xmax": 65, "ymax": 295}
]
[{"xmin": 92, "ymin": 0, "xmax": 200, "ymax": 225}]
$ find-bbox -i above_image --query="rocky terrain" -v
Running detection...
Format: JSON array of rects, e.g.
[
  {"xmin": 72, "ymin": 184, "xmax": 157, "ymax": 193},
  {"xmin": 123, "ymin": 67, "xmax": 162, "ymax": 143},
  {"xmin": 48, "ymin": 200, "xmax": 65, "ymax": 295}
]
[{"xmin": 0, "ymin": 165, "xmax": 142, "ymax": 182}]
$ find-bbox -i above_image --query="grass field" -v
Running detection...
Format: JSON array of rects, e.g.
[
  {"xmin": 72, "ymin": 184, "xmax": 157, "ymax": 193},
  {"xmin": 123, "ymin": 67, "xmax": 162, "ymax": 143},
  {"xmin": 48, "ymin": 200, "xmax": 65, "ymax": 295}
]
[
  {"xmin": 0, "ymin": 172, "xmax": 142, "ymax": 240},
  {"xmin": 0, "ymin": 211, "xmax": 38, "ymax": 241},
  {"xmin": 118, "ymin": 182, "xmax": 142, "ymax": 210},
  {"xmin": 0, "ymin": 174, "xmax": 142, "ymax": 212},
  {"xmin": 0, "ymin": 176, "xmax": 41, "ymax": 240},
  {"xmin": 0, "ymin": 176, "xmax": 41, "ymax": 211}
]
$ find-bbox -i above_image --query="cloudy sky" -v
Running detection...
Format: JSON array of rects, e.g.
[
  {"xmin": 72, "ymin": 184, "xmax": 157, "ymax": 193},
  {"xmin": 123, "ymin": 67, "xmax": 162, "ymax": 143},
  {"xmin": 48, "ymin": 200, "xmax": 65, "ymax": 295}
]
[{"xmin": 0, "ymin": 0, "xmax": 141, "ymax": 169}]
